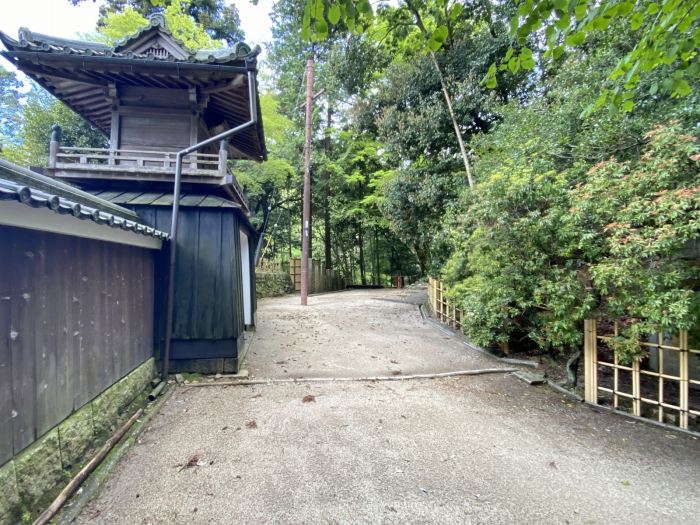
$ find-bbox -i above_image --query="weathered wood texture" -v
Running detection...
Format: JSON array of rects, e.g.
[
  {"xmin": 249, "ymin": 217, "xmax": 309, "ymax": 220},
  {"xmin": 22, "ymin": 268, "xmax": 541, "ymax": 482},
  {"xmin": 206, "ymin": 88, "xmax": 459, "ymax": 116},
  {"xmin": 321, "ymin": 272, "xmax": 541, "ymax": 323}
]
[
  {"xmin": 0, "ymin": 225, "xmax": 155, "ymax": 466},
  {"xmin": 290, "ymin": 257, "xmax": 344, "ymax": 294},
  {"xmin": 132, "ymin": 205, "xmax": 254, "ymax": 364}
]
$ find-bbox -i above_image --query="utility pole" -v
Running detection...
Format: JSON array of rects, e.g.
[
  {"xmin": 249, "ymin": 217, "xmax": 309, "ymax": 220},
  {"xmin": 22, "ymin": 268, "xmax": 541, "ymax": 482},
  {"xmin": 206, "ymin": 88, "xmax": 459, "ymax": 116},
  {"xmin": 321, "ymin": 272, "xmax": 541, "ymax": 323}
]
[
  {"xmin": 301, "ymin": 56, "xmax": 314, "ymax": 306},
  {"xmin": 324, "ymin": 105, "xmax": 333, "ymax": 270}
]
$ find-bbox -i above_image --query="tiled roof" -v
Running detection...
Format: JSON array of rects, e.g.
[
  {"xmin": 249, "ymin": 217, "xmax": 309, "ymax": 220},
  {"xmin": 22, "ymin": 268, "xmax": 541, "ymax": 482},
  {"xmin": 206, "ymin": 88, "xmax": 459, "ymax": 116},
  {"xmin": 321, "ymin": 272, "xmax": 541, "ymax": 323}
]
[
  {"xmin": 1, "ymin": 14, "xmax": 259, "ymax": 65},
  {"xmin": 0, "ymin": 159, "xmax": 169, "ymax": 240}
]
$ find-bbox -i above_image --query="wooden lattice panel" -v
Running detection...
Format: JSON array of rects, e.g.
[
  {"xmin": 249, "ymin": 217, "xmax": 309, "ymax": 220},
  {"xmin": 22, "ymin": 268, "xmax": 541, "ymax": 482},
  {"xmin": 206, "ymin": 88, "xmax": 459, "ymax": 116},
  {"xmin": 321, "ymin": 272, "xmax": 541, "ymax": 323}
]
[{"xmin": 584, "ymin": 319, "xmax": 699, "ymax": 431}]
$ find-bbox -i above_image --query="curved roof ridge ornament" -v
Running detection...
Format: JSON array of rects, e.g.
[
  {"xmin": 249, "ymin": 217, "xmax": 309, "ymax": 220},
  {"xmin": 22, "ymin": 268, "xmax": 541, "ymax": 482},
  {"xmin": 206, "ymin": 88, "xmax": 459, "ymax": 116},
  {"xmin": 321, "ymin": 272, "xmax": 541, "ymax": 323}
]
[
  {"xmin": 148, "ymin": 12, "xmax": 169, "ymax": 32},
  {"xmin": 17, "ymin": 27, "xmax": 33, "ymax": 45}
]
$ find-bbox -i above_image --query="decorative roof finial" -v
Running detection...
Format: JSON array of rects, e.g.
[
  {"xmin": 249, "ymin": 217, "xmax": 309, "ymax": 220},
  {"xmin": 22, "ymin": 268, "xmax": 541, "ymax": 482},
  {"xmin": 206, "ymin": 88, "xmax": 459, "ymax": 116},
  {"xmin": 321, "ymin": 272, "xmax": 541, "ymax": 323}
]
[
  {"xmin": 148, "ymin": 13, "xmax": 169, "ymax": 31},
  {"xmin": 18, "ymin": 27, "xmax": 34, "ymax": 44}
]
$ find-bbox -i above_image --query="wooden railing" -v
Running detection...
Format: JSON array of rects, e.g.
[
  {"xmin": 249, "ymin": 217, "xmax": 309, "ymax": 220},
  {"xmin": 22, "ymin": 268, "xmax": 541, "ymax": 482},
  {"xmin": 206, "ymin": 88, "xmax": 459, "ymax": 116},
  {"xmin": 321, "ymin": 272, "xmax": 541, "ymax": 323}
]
[
  {"xmin": 427, "ymin": 277, "xmax": 463, "ymax": 330},
  {"xmin": 51, "ymin": 146, "xmax": 225, "ymax": 176},
  {"xmin": 584, "ymin": 320, "xmax": 700, "ymax": 431}
]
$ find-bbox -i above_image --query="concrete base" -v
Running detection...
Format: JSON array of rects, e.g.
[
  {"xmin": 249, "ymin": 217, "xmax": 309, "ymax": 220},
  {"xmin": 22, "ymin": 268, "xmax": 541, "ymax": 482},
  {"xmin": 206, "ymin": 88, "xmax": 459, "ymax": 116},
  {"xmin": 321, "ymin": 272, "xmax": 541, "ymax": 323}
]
[{"xmin": 167, "ymin": 358, "xmax": 238, "ymax": 374}]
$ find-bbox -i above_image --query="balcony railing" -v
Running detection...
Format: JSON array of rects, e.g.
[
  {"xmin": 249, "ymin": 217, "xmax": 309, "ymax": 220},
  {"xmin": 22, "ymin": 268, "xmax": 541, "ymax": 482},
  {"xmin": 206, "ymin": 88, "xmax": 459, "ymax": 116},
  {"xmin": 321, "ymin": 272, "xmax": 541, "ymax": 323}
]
[
  {"xmin": 46, "ymin": 131, "xmax": 250, "ymax": 212},
  {"xmin": 50, "ymin": 146, "xmax": 226, "ymax": 178}
]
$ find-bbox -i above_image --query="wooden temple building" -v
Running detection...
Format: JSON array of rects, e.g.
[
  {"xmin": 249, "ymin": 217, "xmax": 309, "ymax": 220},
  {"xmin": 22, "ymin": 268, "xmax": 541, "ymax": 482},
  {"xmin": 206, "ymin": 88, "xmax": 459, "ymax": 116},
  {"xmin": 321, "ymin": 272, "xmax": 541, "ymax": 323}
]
[{"xmin": 0, "ymin": 14, "xmax": 267, "ymax": 374}]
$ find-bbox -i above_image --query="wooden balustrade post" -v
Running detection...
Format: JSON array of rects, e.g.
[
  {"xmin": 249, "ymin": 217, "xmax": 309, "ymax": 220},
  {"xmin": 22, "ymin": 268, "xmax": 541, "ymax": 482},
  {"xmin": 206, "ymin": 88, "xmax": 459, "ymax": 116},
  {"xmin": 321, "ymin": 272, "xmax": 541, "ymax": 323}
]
[
  {"xmin": 218, "ymin": 140, "xmax": 228, "ymax": 177},
  {"xmin": 49, "ymin": 124, "xmax": 61, "ymax": 168}
]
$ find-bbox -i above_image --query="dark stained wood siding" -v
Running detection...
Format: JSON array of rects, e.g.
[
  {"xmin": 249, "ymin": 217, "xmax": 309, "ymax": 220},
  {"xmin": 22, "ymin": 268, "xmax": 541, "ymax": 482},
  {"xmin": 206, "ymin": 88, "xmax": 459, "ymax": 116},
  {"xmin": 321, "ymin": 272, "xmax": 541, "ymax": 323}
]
[
  {"xmin": 117, "ymin": 86, "xmax": 193, "ymax": 152},
  {"xmin": 119, "ymin": 115, "xmax": 190, "ymax": 152},
  {"xmin": 131, "ymin": 205, "xmax": 249, "ymax": 361},
  {"xmin": 0, "ymin": 225, "xmax": 155, "ymax": 465}
]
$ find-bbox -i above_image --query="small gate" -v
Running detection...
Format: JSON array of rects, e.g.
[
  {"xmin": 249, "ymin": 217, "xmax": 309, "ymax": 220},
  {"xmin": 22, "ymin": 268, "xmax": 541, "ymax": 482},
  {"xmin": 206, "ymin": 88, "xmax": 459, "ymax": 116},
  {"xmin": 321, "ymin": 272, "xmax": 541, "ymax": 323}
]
[{"xmin": 584, "ymin": 320, "xmax": 700, "ymax": 430}]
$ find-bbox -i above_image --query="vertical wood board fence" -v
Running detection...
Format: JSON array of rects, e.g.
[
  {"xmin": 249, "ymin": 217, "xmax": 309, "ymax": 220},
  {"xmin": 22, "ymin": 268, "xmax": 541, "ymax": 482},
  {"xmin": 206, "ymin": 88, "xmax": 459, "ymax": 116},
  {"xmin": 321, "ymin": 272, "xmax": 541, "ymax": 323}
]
[
  {"xmin": 584, "ymin": 319, "xmax": 699, "ymax": 431},
  {"xmin": 0, "ymin": 226, "xmax": 156, "ymax": 466},
  {"xmin": 290, "ymin": 257, "xmax": 345, "ymax": 294}
]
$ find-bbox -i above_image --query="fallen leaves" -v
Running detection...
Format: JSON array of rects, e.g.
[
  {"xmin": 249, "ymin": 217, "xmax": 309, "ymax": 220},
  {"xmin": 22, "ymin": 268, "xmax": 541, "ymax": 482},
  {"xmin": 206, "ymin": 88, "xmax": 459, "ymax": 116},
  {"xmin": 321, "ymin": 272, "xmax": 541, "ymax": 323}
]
[
  {"xmin": 245, "ymin": 420, "xmax": 258, "ymax": 429},
  {"xmin": 184, "ymin": 453, "xmax": 202, "ymax": 468},
  {"xmin": 175, "ymin": 452, "xmax": 211, "ymax": 471},
  {"xmin": 302, "ymin": 394, "xmax": 316, "ymax": 403}
]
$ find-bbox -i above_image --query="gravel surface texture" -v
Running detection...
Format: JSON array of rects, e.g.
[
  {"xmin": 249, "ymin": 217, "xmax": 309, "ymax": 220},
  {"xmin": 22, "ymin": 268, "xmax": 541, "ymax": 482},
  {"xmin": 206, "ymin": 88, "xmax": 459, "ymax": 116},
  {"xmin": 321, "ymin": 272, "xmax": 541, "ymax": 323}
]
[
  {"xmin": 246, "ymin": 288, "xmax": 503, "ymax": 379},
  {"xmin": 73, "ymin": 287, "xmax": 700, "ymax": 524}
]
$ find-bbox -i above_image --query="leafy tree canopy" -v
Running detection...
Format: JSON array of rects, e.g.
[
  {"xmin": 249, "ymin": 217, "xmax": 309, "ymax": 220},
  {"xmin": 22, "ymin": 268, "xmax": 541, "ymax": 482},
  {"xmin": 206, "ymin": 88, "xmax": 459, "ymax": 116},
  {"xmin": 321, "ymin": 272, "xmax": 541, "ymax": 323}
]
[
  {"xmin": 483, "ymin": 0, "xmax": 700, "ymax": 112},
  {"xmin": 93, "ymin": 1, "xmax": 222, "ymax": 50},
  {"xmin": 71, "ymin": 0, "xmax": 244, "ymax": 44}
]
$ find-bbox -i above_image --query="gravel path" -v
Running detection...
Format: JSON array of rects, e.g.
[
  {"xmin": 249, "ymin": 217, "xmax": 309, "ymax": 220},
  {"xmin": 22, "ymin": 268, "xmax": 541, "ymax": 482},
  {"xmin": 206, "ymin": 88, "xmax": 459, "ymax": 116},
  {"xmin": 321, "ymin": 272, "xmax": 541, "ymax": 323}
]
[
  {"xmin": 246, "ymin": 287, "xmax": 503, "ymax": 379},
  {"xmin": 74, "ymin": 287, "xmax": 700, "ymax": 524}
]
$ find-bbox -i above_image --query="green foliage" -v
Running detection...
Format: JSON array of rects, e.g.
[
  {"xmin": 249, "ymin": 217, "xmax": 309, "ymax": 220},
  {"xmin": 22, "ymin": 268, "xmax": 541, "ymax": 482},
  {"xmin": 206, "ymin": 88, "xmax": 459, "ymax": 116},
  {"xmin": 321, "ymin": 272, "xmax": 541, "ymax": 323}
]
[
  {"xmin": 273, "ymin": 0, "xmax": 699, "ymax": 365},
  {"xmin": 442, "ymin": 166, "xmax": 590, "ymax": 352},
  {"xmin": 443, "ymin": 124, "xmax": 699, "ymax": 361},
  {"xmin": 298, "ymin": 0, "xmax": 470, "ymax": 52},
  {"xmin": 570, "ymin": 124, "xmax": 700, "ymax": 361},
  {"xmin": 383, "ymin": 163, "xmax": 458, "ymax": 275},
  {"xmin": 95, "ymin": 2, "xmax": 221, "ymax": 50},
  {"xmin": 483, "ymin": 0, "xmax": 700, "ymax": 111},
  {"xmin": 0, "ymin": 67, "xmax": 22, "ymax": 150},
  {"xmin": 236, "ymin": 93, "xmax": 296, "ymax": 220},
  {"xmin": 71, "ymin": 0, "xmax": 244, "ymax": 43},
  {"xmin": 1, "ymin": 84, "xmax": 105, "ymax": 167}
]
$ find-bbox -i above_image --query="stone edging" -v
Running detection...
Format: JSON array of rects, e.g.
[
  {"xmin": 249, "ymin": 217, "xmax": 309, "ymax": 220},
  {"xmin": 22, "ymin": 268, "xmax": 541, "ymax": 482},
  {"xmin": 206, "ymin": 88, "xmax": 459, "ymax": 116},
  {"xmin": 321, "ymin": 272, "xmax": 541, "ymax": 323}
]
[{"xmin": 0, "ymin": 358, "xmax": 157, "ymax": 525}]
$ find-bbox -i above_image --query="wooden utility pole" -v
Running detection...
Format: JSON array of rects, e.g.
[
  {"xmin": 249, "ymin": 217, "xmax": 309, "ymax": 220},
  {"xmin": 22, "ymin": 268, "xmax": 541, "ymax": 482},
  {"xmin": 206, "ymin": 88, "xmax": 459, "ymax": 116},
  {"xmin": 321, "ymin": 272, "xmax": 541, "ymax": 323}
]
[
  {"xmin": 301, "ymin": 57, "xmax": 314, "ymax": 306},
  {"xmin": 323, "ymin": 105, "xmax": 333, "ymax": 270}
]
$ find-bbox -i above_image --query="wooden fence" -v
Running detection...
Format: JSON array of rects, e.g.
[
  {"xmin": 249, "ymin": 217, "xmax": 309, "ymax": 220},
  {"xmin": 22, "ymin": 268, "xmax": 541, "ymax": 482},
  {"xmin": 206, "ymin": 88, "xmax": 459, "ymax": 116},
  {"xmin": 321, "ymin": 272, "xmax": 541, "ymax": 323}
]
[
  {"xmin": 584, "ymin": 320, "xmax": 700, "ymax": 431},
  {"xmin": 0, "ymin": 226, "xmax": 156, "ymax": 465},
  {"xmin": 427, "ymin": 277, "xmax": 463, "ymax": 330},
  {"xmin": 290, "ymin": 258, "xmax": 345, "ymax": 294}
]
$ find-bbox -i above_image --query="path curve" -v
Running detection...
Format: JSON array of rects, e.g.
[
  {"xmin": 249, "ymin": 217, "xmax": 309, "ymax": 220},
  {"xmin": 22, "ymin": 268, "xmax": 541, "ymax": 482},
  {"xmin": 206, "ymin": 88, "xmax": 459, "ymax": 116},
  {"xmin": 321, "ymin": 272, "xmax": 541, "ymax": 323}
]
[{"xmin": 72, "ymin": 287, "xmax": 700, "ymax": 525}]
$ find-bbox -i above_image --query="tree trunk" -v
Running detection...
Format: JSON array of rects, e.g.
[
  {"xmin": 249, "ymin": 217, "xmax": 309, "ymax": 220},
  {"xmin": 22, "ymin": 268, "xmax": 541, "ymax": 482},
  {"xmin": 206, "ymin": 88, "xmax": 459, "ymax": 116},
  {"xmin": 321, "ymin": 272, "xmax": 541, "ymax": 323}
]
[
  {"xmin": 428, "ymin": 51, "xmax": 474, "ymax": 188},
  {"xmin": 403, "ymin": 0, "xmax": 474, "ymax": 187},
  {"xmin": 413, "ymin": 242, "xmax": 428, "ymax": 277},
  {"xmin": 565, "ymin": 349, "xmax": 582, "ymax": 388},
  {"xmin": 374, "ymin": 227, "xmax": 380, "ymax": 286},
  {"xmin": 358, "ymin": 222, "xmax": 366, "ymax": 286}
]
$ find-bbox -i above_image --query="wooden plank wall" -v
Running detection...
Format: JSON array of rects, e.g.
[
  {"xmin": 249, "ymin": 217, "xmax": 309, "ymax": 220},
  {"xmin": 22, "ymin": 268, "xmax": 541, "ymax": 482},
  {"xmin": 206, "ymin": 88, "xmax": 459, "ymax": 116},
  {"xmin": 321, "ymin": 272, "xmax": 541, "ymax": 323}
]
[
  {"xmin": 134, "ymin": 206, "xmax": 248, "ymax": 354},
  {"xmin": 0, "ymin": 225, "xmax": 155, "ymax": 465}
]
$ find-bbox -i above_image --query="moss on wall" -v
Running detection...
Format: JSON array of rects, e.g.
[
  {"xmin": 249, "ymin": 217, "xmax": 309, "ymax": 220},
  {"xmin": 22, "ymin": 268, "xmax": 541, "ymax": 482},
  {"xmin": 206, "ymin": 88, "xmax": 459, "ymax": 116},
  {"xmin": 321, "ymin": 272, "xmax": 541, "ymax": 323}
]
[
  {"xmin": 0, "ymin": 358, "xmax": 156, "ymax": 525},
  {"xmin": 256, "ymin": 271, "xmax": 293, "ymax": 298}
]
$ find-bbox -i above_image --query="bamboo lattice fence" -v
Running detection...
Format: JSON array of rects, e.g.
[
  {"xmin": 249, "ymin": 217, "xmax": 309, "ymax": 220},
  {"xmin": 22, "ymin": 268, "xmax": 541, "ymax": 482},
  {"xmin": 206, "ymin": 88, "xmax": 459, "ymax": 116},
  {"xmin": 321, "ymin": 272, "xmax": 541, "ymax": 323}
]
[
  {"xmin": 428, "ymin": 278, "xmax": 463, "ymax": 331},
  {"xmin": 584, "ymin": 320, "xmax": 700, "ymax": 431}
]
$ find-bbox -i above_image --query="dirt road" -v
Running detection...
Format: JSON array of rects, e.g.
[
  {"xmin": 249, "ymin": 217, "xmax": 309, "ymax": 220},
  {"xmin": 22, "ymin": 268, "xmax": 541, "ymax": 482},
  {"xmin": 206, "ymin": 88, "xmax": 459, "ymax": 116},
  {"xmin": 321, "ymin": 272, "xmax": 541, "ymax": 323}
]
[{"xmin": 73, "ymin": 288, "xmax": 700, "ymax": 524}]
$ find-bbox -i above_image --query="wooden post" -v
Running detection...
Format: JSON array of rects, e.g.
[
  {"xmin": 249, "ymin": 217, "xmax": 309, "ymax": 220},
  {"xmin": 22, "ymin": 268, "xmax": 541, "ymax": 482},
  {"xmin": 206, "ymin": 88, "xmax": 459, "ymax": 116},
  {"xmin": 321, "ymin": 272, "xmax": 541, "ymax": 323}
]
[
  {"xmin": 49, "ymin": 125, "xmax": 61, "ymax": 168},
  {"xmin": 632, "ymin": 356, "xmax": 641, "ymax": 417},
  {"xmin": 584, "ymin": 319, "xmax": 598, "ymax": 404},
  {"xmin": 679, "ymin": 330, "xmax": 689, "ymax": 429},
  {"xmin": 301, "ymin": 56, "xmax": 314, "ymax": 306},
  {"xmin": 218, "ymin": 140, "xmax": 228, "ymax": 177}
]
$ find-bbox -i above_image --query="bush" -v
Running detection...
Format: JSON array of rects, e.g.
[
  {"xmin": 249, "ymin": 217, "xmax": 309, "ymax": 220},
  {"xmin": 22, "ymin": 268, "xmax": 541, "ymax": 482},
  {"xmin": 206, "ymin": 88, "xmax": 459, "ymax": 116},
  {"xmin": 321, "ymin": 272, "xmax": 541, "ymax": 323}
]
[{"xmin": 443, "ymin": 124, "xmax": 700, "ymax": 361}]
